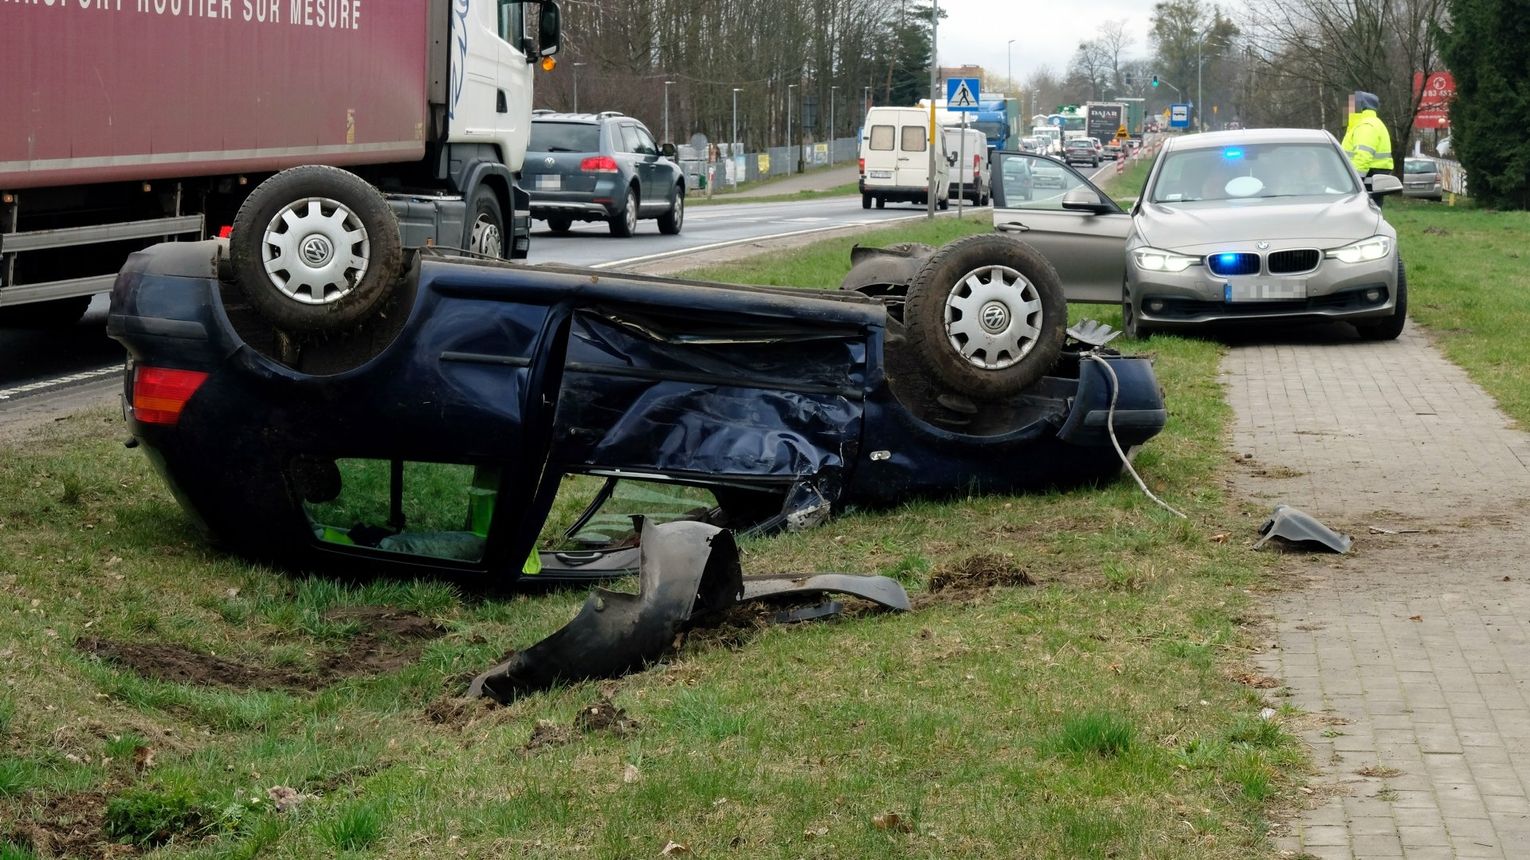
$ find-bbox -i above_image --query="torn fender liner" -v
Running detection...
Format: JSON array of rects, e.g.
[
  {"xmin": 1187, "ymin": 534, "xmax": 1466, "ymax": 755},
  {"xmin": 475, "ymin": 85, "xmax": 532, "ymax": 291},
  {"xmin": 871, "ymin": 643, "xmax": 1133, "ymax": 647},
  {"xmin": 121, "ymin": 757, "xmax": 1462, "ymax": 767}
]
[
  {"xmin": 1255, "ymin": 504, "xmax": 1353, "ymax": 554},
  {"xmin": 468, "ymin": 520, "xmax": 909, "ymax": 703}
]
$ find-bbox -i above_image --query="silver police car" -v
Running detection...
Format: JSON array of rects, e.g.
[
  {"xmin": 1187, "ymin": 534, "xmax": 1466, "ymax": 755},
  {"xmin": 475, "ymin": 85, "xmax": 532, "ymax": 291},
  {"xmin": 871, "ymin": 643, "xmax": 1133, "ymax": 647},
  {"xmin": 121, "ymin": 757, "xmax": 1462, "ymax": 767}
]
[{"xmin": 990, "ymin": 128, "xmax": 1407, "ymax": 339}]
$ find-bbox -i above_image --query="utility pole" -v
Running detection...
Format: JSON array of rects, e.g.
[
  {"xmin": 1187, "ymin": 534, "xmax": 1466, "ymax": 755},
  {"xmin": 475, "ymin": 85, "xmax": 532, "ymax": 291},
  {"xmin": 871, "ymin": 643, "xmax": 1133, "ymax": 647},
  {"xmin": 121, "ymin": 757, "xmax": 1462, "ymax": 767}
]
[
  {"xmin": 731, "ymin": 87, "xmax": 742, "ymax": 188},
  {"xmin": 572, "ymin": 62, "xmax": 587, "ymax": 112},
  {"xmin": 787, "ymin": 83, "xmax": 796, "ymax": 173},
  {"xmin": 663, "ymin": 80, "xmax": 674, "ymax": 144},
  {"xmin": 830, "ymin": 85, "xmax": 838, "ymax": 164},
  {"xmin": 926, "ymin": 0, "xmax": 938, "ymax": 219}
]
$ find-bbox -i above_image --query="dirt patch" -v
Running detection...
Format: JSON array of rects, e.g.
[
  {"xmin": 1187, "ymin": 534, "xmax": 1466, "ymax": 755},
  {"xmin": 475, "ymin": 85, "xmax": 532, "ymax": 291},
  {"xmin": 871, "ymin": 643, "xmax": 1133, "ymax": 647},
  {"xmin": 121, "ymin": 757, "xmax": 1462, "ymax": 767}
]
[
  {"xmin": 424, "ymin": 696, "xmax": 493, "ymax": 730},
  {"xmin": 1356, "ymin": 764, "xmax": 1404, "ymax": 779},
  {"xmin": 927, "ymin": 552, "xmax": 1037, "ymax": 593},
  {"xmin": 575, "ymin": 695, "xmax": 640, "ymax": 736},
  {"xmin": 77, "ymin": 607, "xmax": 445, "ymax": 692},
  {"xmin": 522, "ymin": 695, "xmax": 640, "ymax": 753},
  {"xmin": 5, "ymin": 791, "xmax": 130, "ymax": 860},
  {"xmin": 1229, "ymin": 671, "xmax": 1282, "ymax": 689}
]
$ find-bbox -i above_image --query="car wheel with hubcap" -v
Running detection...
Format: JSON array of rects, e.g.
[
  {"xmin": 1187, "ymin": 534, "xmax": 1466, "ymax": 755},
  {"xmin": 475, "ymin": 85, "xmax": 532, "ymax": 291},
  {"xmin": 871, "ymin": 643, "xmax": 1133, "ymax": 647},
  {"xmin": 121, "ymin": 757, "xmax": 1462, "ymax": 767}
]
[
  {"xmin": 903, "ymin": 234, "xmax": 1067, "ymax": 399},
  {"xmin": 609, "ymin": 186, "xmax": 639, "ymax": 237},
  {"xmin": 229, "ymin": 165, "xmax": 401, "ymax": 334},
  {"xmin": 658, "ymin": 186, "xmax": 684, "ymax": 235},
  {"xmin": 1355, "ymin": 257, "xmax": 1407, "ymax": 341},
  {"xmin": 466, "ymin": 187, "xmax": 504, "ymax": 259}
]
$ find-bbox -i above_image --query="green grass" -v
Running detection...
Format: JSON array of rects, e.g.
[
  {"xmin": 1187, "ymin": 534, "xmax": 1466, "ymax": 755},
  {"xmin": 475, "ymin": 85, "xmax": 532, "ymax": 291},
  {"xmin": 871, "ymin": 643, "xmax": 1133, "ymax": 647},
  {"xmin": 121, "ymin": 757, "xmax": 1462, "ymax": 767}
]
[
  {"xmin": 690, "ymin": 181, "xmax": 861, "ymax": 206},
  {"xmin": 0, "ymin": 214, "xmax": 1315, "ymax": 858},
  {"xmin": 1383, "ymin": 199, "xmax": 1530, "ymax": 426}
]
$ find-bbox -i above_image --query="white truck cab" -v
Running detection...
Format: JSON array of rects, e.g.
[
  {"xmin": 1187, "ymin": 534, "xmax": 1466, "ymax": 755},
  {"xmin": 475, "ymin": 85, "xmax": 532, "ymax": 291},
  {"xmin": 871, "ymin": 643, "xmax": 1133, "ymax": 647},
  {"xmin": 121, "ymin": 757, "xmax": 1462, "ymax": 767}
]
[{"xmin": 859, "ymin": 107, "xmax": 951, "ymax": 210}]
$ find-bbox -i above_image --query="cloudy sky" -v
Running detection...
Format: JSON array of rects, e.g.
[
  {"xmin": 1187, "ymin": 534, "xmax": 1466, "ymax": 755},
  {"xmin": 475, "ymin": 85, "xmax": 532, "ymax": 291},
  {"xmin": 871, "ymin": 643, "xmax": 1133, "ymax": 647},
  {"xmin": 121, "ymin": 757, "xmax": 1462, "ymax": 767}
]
[{"xmin": 935, "ymin": 0, "xmax": 1161, "ymax": 92}]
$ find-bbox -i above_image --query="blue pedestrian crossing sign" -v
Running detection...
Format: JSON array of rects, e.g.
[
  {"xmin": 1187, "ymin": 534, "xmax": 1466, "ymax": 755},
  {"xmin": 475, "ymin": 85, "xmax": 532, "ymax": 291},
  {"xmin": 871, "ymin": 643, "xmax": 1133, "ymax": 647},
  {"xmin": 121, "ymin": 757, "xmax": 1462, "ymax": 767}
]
[{"xmin": 946, "ymin": 77, "xmax": 980, "ymax": 112}]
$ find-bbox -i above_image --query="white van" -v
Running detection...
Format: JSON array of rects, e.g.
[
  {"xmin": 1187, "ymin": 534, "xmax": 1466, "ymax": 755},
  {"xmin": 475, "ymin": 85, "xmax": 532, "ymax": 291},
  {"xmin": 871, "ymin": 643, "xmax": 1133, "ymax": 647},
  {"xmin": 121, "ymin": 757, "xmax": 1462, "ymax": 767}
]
[
  {"xmin": 859, "ymin": 106, "xmax": 951, "ymax": 210},
  {"xmin": 941, "ymin": 126, "xmax": 990, "ymax": 205}
]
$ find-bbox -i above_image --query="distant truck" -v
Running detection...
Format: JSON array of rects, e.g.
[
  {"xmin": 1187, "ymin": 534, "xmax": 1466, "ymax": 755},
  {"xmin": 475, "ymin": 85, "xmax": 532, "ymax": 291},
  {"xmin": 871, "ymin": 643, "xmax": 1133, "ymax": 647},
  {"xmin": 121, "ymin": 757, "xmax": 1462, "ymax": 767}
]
[
  {"xmin": 1085, "ymin": 102, "xmax": 1127, "ymax": 147},
  {"xmin": 920, "ymin": 97, "xmax": 1015, "ymax": 152},
  {"xmin": 0, "ymin": 0, "xmax": 560, "ymax": 326}
]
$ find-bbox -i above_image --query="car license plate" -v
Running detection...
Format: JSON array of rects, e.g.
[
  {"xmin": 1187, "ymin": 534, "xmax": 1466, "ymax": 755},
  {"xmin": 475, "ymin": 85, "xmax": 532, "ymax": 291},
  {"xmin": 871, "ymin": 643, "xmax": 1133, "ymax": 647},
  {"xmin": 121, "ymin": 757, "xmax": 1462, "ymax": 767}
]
[
  {"xmin": 869, "ymin": 169, "xmax": 894, "ymax": 179},
  {"xmin": 535, "ymin": 174, "xmax": 561, "ymax": 191},
  {"xmin": 1225, "ymin": 279, "xmax": 1307, "ymax": 302}
]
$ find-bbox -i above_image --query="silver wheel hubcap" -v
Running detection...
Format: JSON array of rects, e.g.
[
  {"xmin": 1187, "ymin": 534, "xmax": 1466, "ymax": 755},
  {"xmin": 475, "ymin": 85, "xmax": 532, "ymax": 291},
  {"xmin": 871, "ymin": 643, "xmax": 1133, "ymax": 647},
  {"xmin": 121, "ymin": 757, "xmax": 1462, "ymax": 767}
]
[
  {"xmin": 943, "ymin": 264, "xmax": 1044, "ymax": 370},
  {"xmin": 626, "ymin": 194, "xmax": 637, "ymax": 231},
  {"xmin": 261, "ymin": 197, "xmax": 369, "ymax": 306},
  {"xmin": 673, "ymin": 194, "xmax": 683, "ymax": 226},
  {"xmin": 471, "ymin": 215, "xmax": 502, "ymax": 258}
]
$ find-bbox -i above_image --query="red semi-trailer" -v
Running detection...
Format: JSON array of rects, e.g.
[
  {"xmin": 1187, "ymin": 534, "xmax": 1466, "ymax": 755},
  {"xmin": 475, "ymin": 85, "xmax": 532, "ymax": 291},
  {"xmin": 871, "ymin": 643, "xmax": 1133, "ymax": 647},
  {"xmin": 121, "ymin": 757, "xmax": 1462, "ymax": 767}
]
[{"xmin": 1, "ymin": 0, "xmax": 559, "ymax": 325}]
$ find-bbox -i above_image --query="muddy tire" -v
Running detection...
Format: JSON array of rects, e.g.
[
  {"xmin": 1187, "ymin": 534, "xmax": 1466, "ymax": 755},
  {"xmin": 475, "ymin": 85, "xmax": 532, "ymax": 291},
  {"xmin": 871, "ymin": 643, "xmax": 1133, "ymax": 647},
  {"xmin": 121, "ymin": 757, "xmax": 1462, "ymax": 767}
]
[
  {"xmin": 1355, "ymin": 257, "xmax": 1407, "ymax": 341},
  {"xmin": 229, "ymin": 165, "xmax": 401, "ymax": 335},
  {"xmin": 903, "ymin": 234, "xmax": 1067, "ymax": 400}
]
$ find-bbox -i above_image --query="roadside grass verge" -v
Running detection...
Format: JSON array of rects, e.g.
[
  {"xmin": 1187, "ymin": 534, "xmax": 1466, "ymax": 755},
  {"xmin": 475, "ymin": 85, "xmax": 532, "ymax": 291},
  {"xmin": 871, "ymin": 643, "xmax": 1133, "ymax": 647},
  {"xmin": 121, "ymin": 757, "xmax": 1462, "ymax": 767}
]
[
  {"xmin": 689, "ymin": 181, "xmax": 861, "ymax": 207},
  {"xmin": 1383, "ymin": 199, "xmax": 1530, "ymax": 426},
  {"xmin": 0, "ymin": 216, "xmax": 1301, "ymax": 858}
]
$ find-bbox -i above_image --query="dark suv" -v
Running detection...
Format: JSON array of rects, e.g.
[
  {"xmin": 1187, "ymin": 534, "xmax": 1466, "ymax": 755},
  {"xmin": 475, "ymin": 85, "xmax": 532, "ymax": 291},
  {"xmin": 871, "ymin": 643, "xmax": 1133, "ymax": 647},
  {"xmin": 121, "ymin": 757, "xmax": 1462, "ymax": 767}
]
[
  {"xmin": 523, "ymin": 111, "xmax": 686, "ymax": 237},
  {"xmin": 1063, "ymin": 138, "xmax": 1100, "ymax": 167}
]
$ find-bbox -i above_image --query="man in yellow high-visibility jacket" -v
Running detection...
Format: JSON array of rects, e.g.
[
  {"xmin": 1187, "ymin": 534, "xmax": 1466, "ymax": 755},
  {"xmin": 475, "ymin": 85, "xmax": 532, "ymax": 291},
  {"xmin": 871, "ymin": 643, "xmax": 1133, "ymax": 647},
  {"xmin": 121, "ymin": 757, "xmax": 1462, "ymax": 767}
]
[{"xmin": 1341, "ymin": 90, "xmax": 1394, "ymax": 178}]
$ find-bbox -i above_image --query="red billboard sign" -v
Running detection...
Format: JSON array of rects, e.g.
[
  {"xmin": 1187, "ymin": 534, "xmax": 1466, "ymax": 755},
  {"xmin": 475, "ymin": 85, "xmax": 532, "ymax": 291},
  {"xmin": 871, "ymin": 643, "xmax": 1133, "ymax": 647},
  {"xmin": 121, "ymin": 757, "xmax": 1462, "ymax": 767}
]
[{"xmin": 1413, "ymin": 71, "xmax": 1455, "ymax": 128}]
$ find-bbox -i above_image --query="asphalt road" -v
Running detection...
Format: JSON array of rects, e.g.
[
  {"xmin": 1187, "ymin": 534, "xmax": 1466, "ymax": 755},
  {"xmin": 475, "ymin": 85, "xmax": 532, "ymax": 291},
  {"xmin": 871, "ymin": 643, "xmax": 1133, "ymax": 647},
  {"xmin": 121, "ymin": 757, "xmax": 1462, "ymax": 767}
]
[{"xmin": 0, "ymin": 193, "xmax": 960, "ymax": 407}]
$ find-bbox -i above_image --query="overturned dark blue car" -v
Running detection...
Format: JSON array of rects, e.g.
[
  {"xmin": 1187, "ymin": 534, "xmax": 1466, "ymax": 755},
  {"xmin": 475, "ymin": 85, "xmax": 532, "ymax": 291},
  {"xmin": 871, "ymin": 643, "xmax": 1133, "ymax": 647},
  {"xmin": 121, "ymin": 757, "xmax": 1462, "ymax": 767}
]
[{"xmin": 107, "ymin": 168, "xmax": 1169, "ymax": 586}]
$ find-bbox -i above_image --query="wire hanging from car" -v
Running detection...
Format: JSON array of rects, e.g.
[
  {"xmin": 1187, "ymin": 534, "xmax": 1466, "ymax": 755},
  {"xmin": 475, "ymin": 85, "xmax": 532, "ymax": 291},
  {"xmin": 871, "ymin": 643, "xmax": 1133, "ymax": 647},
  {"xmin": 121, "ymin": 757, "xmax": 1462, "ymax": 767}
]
[{"xmin": 1083, "ymin": 350, "xmax": 1188, "ymax": 520}]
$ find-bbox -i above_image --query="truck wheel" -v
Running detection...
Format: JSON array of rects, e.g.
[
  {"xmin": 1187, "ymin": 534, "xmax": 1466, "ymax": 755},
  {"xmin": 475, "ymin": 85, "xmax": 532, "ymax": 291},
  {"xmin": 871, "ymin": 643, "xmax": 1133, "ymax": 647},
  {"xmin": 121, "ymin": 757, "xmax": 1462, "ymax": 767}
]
[
  {"xmin": 903, "ymin": 234, "xmax": 1067, "ymax": 400},
  {"xmin": 875, "ymin": 198, "xmax": 885, "ymax": 209},
  {"xmin": 545, "ymin": 215, "xmax": 573, "ymax": 233},
  {"xmin": 1356, "ymin": 257, "xmax": 1408, "ymax": 341},
  {"xmin": 861, "ymin": 193, "xmax": 872, "ymax": 210},
  {"xmin": 229, "ymin": 165, "xmax": 401, "ymax": 334},
  {"xmin": 658, "ymin": 186, "xmax": 685, "ymax": 235},
  {"xmin": 466, "ymin": 187, "xmax": 505, "ymax": 259},
  {"xmin": 0, "ymin": 296, "xmax": 92, "ymax": 329},
  {"xmin": 609, "ymin": 186, "xmax": 638, "ymax": 237}
]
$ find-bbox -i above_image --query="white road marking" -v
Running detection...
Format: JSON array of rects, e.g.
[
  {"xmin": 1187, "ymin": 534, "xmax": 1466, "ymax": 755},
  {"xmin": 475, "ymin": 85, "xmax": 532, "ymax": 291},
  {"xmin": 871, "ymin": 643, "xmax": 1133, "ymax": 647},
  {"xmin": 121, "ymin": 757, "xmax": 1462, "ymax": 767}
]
[
  {"xmin": 591, "ymin": 214, "xmax": 936, "ymax": 270},
  {"xmin": 0, "ymin": 364, "xmax": 120, "ymax": 402}
]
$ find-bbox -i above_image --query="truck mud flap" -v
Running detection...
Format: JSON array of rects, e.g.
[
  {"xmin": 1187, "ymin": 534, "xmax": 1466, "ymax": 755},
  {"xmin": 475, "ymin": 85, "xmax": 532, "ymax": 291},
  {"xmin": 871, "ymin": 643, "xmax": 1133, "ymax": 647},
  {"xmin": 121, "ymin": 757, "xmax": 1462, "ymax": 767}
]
[{"xmin": 468, "ymin": 520, "xmax": 908, "ymax": 703}]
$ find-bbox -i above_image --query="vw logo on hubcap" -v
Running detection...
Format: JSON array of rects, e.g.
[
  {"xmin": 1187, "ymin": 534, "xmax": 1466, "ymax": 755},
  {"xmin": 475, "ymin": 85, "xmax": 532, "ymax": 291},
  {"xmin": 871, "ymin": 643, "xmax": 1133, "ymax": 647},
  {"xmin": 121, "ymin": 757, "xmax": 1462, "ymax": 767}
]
[
  {"xmin": 299, "ymin": 234, "xmax": 334, "ymax": 267},
  {"xmin": 980, "ymin": 301, "xmax": 1010, "ymax": 333}
]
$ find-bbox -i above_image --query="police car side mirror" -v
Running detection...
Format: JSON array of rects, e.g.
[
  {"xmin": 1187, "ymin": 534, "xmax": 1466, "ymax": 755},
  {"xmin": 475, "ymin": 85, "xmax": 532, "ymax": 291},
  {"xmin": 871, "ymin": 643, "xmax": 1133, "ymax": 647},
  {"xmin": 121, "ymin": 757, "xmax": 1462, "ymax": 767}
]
[{"xmin": 1366, "ymin": 174, "xmax": 1403, "ymax": 197}]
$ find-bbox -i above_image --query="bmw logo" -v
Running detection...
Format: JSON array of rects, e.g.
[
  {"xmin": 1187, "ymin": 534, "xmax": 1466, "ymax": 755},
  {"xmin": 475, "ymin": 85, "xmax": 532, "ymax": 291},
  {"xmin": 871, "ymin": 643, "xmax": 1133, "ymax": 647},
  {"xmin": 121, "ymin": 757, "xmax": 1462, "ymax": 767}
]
[{"xmin": 1257, "ymin": 241, "xmax": 1270, "ymax": 250}]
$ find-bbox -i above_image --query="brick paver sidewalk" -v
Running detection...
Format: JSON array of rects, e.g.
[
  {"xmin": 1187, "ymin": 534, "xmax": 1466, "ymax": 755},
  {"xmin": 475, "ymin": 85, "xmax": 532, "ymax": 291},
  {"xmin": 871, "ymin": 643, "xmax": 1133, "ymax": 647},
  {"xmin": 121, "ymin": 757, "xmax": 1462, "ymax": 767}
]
[{"xmin": 1222, "ymin": 325, "xmax": 1530, "ymax": 859}]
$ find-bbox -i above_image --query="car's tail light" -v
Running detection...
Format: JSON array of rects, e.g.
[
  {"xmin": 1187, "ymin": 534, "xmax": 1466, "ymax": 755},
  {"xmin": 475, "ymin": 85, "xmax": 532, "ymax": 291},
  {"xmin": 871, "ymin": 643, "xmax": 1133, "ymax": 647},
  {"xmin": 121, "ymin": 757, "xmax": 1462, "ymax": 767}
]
[
  {"xmin": 580, "ymin": 156, "xmax": 619, "ymax": 173},
  {"xmin": 132, "ymin": 366, "xmax": 209, "ymax": 426},
  {"xmin": 858, "ymin": 158, "xmax": 865, "ymax": 174},
  {"xmin": 217, "ymin": 225, "xmax": 233, "ymax": 239}
]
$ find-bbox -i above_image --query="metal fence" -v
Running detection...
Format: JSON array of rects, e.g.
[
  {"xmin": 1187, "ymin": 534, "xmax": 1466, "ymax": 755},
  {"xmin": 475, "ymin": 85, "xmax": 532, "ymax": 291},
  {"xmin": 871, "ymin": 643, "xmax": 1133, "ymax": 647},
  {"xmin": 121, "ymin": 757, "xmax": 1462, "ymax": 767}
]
[{"xmin": 677, "ymin": 137, "xmax": 859, "ymax": 192}]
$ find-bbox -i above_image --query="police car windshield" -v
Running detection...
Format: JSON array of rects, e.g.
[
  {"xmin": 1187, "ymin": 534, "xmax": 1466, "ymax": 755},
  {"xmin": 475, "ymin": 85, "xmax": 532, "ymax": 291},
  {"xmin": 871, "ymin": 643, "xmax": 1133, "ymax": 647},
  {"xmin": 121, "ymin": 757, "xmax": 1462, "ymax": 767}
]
[{"xmin": 1149, "ymin": 143, "xmax": 1359, "ymax": 203}]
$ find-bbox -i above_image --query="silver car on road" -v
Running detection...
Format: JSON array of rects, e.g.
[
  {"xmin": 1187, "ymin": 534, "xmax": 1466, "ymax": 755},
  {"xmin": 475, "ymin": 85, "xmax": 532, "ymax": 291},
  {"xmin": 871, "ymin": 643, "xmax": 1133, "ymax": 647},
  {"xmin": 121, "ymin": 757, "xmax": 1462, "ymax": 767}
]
[{"xmin": 990, "ymin": 128, "xmax": 1407, "ymax": 339}]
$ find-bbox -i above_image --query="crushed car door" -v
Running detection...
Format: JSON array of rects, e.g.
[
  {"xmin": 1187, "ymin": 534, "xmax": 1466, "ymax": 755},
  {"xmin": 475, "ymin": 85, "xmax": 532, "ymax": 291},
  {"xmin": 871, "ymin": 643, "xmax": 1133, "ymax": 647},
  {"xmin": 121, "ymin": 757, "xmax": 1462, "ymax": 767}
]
[{"xmin": 990, "ymin": 152, "xmax": 1133, "ymax": 304}]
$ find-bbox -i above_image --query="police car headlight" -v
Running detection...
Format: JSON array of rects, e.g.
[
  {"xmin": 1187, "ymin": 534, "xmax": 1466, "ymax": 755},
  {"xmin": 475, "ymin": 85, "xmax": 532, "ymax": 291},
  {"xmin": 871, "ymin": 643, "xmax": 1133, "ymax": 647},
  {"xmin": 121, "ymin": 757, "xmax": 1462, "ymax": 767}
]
[
  {"xmin": 1132, "ymin": 247, "xmax": 1200, "ymax": 273},
  {"xmin": 1327, "ymin": 236, "xmax": 1392, "ymax": 264}
]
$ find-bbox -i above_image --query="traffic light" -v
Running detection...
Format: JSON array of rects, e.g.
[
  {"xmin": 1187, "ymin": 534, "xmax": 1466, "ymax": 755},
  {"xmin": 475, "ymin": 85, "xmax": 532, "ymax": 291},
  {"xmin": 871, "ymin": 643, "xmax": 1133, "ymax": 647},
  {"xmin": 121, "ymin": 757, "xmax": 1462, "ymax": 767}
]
[
  {"xmin": 1124, "ymin": 72, "xmax": 1134, "ymax": 86},
  {"xmin": 1151, "ymin": 75, "xmax": 1160, "ymax": 88}
]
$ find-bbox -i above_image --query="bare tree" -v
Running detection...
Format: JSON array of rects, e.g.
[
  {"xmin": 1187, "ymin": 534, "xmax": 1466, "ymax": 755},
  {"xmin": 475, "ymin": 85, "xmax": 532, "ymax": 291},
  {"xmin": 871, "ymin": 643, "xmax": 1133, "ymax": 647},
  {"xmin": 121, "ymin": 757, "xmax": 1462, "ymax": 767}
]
[{"xmin": 1240, "ymin": 0, "xmax": 1449, "ymax": 157}]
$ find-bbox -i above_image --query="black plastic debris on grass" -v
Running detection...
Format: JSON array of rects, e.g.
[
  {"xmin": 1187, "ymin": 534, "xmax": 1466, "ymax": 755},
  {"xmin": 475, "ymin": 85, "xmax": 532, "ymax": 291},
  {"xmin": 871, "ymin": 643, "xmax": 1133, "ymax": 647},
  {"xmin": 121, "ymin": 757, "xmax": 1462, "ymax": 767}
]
[{"xmin": 468, "ymin": 520, "xmax": 909, "ymax": 703}]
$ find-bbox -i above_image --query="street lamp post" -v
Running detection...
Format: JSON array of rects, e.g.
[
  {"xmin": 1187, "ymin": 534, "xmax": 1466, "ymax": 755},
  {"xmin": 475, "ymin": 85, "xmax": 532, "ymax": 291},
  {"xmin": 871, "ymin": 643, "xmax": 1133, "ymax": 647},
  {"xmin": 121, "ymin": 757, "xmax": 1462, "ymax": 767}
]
[
  {"xmin": 829, "ymin": 85, "xmax": 838, "ymax": 164},
  {"xmin": 1196, "ymin": 28, "xmax": 1215, "ymax": 131},
  {"xmin": 732, "ymin": 87, "xmax": 742, "ymax": 188},
  {"xmin": 572, "ymin": 62, "xmax": 587, "ymax": 112},
  {"xmin": 663, "ymin": 80, "xmax": 674, "ymax": 144},
  {"xmin": 787, "ymin": 83, "xmax": 796, "ymax": 173},
  {"xmin": 926, "ymin": 0, "xmax": 938, "ymax": 219}
]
